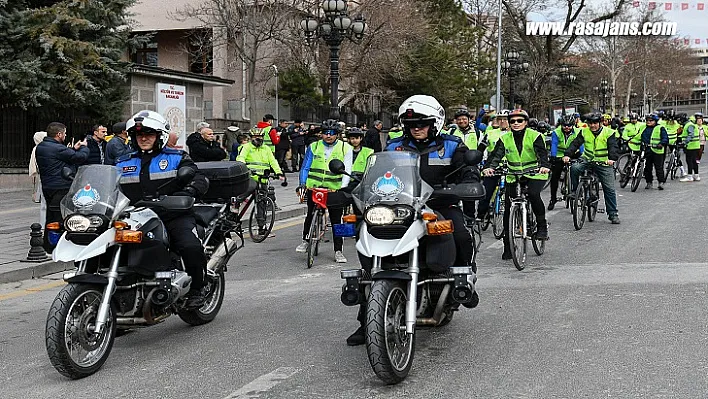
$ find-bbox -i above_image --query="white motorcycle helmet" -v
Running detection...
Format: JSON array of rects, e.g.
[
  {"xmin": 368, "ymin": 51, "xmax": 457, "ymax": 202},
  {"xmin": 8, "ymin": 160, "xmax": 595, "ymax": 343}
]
[
  {"xmin": 126, "ymin": 110, "xmax": 171, "ymax": 151},
  {"xmin": 398, "ymin": 95, "xmax": 445, "ymax": 137}
]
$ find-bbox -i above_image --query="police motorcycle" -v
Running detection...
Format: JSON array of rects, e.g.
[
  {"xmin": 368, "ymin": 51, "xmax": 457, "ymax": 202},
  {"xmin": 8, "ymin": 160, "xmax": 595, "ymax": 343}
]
[
  {"xmin": 331, "ymin": 150, "xmax": 484, "ymax": 385},
  {"xmin": 45, "ymin": 163, "xmax": 244, "ymax": 379}
]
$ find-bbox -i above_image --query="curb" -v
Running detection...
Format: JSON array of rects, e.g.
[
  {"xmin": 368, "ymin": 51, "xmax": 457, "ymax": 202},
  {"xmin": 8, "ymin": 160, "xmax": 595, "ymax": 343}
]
[
  {"xmin": 0, "ymin": 205, "xmax": 307, "ymax": 284},
  {"xmin": 0, "ymin": 260, "xmax": 73, "ymax": 284}
]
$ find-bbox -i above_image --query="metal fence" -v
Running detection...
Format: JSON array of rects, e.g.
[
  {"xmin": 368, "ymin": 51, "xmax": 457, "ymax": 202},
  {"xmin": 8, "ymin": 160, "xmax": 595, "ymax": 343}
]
[{"xmin": 0, "ymin": 106, "xmax": 95, "ymax": 167}]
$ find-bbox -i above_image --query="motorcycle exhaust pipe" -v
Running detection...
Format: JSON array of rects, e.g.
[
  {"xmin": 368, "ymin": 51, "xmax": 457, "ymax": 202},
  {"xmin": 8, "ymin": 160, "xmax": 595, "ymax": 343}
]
[
  {"xmin": 340, "ymin": 269, "xmax": 363, "ymax": 306},
  {"xmin": 449, "ymin": 266, "xmax": 475, "ymax": 305}
]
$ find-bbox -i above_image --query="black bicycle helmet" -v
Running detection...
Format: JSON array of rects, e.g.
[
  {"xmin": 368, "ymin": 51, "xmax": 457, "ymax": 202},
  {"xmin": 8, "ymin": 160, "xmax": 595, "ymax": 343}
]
[
  {"xmin": 528, "ymin": 118, "xmax": 539, "ymax": 129},
  {"xmin": 346, "ymin": 127, "xmax": 364, "ymax": 137},
  {"xmin": 585, "ymin": 113, "xmax": 602, "ymax": 123},
  {"xmin": 453, "ymin": 109, "xmax": 472, "ymax": 119},
  {"xmin": 560, "ymin": 114, "xmax": 575, "ymax": 126},
  {"xmin": 320, "ymin": 119, "xmax": 342, "ymax": 135}
]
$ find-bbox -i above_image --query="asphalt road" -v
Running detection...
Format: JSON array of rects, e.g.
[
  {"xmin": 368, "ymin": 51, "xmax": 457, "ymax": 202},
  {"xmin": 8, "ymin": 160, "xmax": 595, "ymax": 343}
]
[{"xmin": 1, "ymin": 177, "xmax": 707, "ymax": 398}]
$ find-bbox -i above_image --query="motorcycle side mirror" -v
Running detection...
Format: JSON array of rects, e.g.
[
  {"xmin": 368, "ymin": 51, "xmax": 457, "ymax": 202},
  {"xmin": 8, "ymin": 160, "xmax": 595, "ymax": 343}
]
[
  {"xmin": 61, "ymin": 166, "xmax": 75, "ymax": 181},
  {"xmin": 176, "ymin": 167, "xmax": 196, "ymax": 185},
  {"xmin": 464, "ymin": 150, "xmax": 483, "ymax": 166},
  {"xmin": 329, "ymin": 159, "xmax": 347, "ymax": 175}
]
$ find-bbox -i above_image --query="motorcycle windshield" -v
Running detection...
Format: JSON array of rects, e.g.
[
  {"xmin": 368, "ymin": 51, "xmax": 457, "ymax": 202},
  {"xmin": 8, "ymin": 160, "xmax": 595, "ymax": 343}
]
[
  {"xmin": 352, "ymin": 151, "xmax": 432, "ymax": 208},
  {"xmin": 60, "ymin": 165, "xmax": 130, "ymax": 219}
]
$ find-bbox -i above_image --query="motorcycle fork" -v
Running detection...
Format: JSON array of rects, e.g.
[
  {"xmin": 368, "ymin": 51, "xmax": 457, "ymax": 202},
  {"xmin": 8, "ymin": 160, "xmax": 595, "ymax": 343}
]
[
  {"xmin": 405, "ymin": 247, "xmax": 420, "ymax": 334},
  {"xmin": 94, "ymin": 245, "xmax": 122, "ymax": 335}
]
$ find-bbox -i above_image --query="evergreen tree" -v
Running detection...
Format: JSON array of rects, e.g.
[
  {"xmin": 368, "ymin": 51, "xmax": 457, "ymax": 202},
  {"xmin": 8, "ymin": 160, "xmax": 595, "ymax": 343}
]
[{"xmin": 0, "ymin": 0, "xmax": 145, "ymax": 119}]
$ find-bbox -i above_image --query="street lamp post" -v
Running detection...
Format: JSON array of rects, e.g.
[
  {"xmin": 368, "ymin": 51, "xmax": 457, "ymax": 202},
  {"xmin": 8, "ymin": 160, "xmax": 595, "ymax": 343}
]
[
  {"xmin": 630, "ymin": 92, "xmax": 638, "ymax": 114},
  {"xmin": 556, "ymin": 64, "xmax": 576, "ymax": 116},
  {"xmin": 300, "ymin": 1, "xmax": 367, "ymax": 120},
  {"xmin": 270, "ymin": 64, "xmax": 279, "ymax": 124},
  {"xmin": 501, "ymin": 49, "xmax": 529, "ymax": 109},
  {"xmin": 599, "ymin": 79, "xmax": 610, "ymax": 113}
]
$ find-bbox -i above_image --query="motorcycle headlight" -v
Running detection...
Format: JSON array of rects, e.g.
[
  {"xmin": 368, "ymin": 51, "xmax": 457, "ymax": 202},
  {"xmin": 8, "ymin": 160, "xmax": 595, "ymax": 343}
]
[
  {"xmin": 65, "ymin": 215, "xmax": 91, "ymax": 232},
  {"xmin": 364, "ymin": 206, "xmax": 396, "ymax": 226},
  {"xmin": 88, "ymin": 216, "xmax": 104, "ymax": 229},
  {"xmin": 392, "ymin": 205, "xmax": 414, "ymax": 224}
]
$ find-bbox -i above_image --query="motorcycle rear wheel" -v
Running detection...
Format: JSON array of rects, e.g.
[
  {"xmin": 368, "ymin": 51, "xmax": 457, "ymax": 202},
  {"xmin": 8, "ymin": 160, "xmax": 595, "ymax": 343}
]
[
  {"xmin": 46, "ymin": 283, "xmax": 116, "ymax": 379},
  {"xmin": 178, "ymin": 270, "xmax": 225, "ymax": 326},
  {"xmin": 366, "ymin": 279, "xmax": 415, "ymax": 385}
]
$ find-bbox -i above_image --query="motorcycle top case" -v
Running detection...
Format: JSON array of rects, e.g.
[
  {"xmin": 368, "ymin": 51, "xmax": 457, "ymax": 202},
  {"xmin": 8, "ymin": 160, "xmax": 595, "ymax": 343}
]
[{"xmin": 196, "ymin": 161, "xmax": 251, "ymax": 203}]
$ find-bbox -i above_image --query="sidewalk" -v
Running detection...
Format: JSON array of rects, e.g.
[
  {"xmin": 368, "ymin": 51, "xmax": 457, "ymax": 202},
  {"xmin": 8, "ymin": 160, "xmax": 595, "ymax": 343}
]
[{"xmin": 0, "ymin": 170, "xmax": 306, "ymax": 283}]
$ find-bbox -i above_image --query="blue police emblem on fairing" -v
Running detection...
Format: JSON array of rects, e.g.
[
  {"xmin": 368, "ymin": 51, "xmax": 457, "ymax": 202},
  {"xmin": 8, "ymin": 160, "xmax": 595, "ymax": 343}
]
[
  {"xmin": 72, "ymin": 184, "xmax": 100, "ymax": 209},
  {"xmin": 372, "ymin": 171, "xmax": 404, "ymax": 196}
]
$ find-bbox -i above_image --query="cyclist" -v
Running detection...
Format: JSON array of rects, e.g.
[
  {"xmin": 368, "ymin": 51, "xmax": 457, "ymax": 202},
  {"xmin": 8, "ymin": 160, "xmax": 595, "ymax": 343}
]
[
  {"xmin": 681, "ymin": 112, "xmax": 707, "ymax": 182},
  {"xmin": 476, "ymin": 109, "xmax": 510, "ymax": 221},
  {"xmin": 448, "ymin": 109, "xmax": 477, "ymax": 147},
  {"xmin": 387, "ymin": 124, "xmax": 403, "ymax": 141},
  {"xmin": 574, "ymin": 112, "xmax": 588, "ymax": 129},
  {"xmin": 563, "ymin": 112, "xmax": 620, "ymax": 224},
  {"xmin": 346, "ymin": 94, "xmax": 480, "ymax": 346},
  {"xmin": 347, "ymin": 128, "xmax": 374, "ymax": 176},
  {"xmin": 637, "ymin": 114, "xmax": 668, "ymax": 189},
  {"xmin": 296, "ymin": 119, "xmax": 352, "ymax": 263},
  {"xmin": 483, "ymin": 109, "xmax": 550, "ymax": 260},
  {"xmin": 548, "ymin": 115, "xmax": 582, "ymax": 210}
]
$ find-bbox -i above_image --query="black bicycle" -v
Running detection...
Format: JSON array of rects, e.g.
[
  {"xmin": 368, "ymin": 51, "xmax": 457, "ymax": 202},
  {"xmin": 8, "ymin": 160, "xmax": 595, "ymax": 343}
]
[
  {"xmin": 498, "ymin": 169, "xmax": 547, "ymax": 271},
  {"xmin": 572, "ymin": 161, "xmax": 605, "ymax": 231},
  {"xmin": 664, "ymin": 141, "xmax": 684, "ymax": 181},
  {"xmin": 238, "ymin": 171, "xmax": 281, "ymax": 243}
]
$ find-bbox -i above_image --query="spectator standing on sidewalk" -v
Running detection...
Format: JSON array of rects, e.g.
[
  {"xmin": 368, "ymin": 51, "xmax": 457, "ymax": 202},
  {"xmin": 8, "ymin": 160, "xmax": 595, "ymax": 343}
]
[
  {"xmin": 288, "ymin": 119, "xmax": 307, "ymax": 171},
  {"xmin": 187, "ymin": 125, "xmax": 227, "ymax": 162},
  {"xmin": 305, "ymin": 124, "xmax": 322, "ymax": 147},
  {"xmin": 223, "ymin": 124, "xmax": 241, "ymax": 154},
  {"xmin": 105, "ymin": 122, "xmax": 132, "ymax": 165},
  {"xmin": 364, "ymin": 120, "xmax": 383, "ymax": 152},
  {"xmin": 36, "ymin": 122, "xmax": 89, "ymax": 251},
  {"xmin": 86, "ymin": 124, "xmax": 108, "ymax": 164},
  {"xmin": 275, "ymin": 119, "xmax": 292, "ymax": 172},
  {"xmin": 29, "ymin": 131, "xmax": 47, "ymax": 227}
]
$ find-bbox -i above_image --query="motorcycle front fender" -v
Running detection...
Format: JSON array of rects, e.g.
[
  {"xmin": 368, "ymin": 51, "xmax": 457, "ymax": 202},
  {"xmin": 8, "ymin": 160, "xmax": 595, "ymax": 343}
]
[
  {"xmin": 371, "ymin": 270, "xmax": 411, "ymax": 281},
  {"xmin": 52, "ymin": 228, "xmax": 117, "ymax": 263},
  {"xmin": 355, "ymin": 221, "xmax": 426, "ymax": 258}
]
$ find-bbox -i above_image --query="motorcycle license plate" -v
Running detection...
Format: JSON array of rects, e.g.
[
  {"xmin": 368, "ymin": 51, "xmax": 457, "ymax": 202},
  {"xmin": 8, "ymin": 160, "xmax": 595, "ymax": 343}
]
[{"xmin": 333, "ymin": 223, "xmax": 356, "ymax": 237}]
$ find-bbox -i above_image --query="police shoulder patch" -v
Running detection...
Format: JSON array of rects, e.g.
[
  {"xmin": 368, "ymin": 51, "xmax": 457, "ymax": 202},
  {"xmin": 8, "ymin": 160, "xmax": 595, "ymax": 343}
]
[{"xmin": 121, "ymin": 165, "xmax": 137, "ymax": 173}]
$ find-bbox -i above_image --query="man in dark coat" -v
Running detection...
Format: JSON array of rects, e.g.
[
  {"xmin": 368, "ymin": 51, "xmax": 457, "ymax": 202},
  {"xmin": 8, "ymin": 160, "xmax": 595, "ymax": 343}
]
[
  {"xmin": 186, "ymin": 124, "xmax": 226, "ymax": 162},
  {"xmin": 364, "ymin": 120, "xmax": 383, "ymax": 152}
]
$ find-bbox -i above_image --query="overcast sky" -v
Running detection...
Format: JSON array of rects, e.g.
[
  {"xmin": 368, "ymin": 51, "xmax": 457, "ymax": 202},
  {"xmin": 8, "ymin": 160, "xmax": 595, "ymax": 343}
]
[{"xmin": 526, "ymin": 0, "xmax": 706, "ymax": 48}]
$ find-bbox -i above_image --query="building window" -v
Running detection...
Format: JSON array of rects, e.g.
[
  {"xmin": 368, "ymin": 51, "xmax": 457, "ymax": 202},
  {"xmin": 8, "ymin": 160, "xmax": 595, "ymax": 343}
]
[
  {"xmin": 132, "ymin": 41, "xmax": 158, "ymax": 67},
  {"xmin": 189, "ymin": 30, "xmax": 213, "ymax": 75}
]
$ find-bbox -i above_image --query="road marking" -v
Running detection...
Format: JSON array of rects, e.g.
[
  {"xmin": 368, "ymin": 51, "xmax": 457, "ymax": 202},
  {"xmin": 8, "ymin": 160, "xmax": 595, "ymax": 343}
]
[
  {"xmin": 0, "ymin": 280, "xmax": 65, "ymax": 301},
  {"xmin": 223, "ymin": 367, "xmax": 300, "ymax": 399},
  {"xmin": 272, "ymin": 219, "xmax": 303, "ymax": 232},
  {"xmin": 0, "ymin": 206, "xmax": 38, "ymax": 216}
]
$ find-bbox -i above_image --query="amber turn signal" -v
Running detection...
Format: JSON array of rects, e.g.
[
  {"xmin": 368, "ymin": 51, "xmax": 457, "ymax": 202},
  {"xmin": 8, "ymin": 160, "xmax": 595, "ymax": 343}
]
[
  {"xmin": 113, "ymin": 221, "xmax": 129, "ymax": 230},
  {"xmin": 115, "ymin": 230, "xmax": 143, "ymax": 244},
  {"xmin": 421, "ymin": 212, "xmax": 438, "ymax": 221},
  {"xmin": 426, "ymin": 220, "xmax": 454, "ymax": 236},
  {"xmin": 46, "ymin": 222, "xmax": 61, "ymax": 230},
  {"xmin": 342, "ymin": 214, "xmax": 358, "ymax": 223}
]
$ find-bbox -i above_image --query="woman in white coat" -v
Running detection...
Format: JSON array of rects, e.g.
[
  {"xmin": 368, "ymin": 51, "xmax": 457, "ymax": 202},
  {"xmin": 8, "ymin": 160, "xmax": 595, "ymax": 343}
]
[{"xmin": 29, "ymin": 131, "xmax": 47, "ymax": 227}]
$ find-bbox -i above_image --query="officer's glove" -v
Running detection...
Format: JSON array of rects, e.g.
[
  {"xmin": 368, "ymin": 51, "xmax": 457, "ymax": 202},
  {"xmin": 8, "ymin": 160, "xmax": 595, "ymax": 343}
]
[{"xmin": 173, "ymin": 187, "xmax": 197, "ymax": 197}]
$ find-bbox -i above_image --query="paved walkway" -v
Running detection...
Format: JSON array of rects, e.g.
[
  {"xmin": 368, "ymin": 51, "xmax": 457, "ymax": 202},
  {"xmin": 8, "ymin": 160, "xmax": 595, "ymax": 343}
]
[{"xmin": 0, "ymin": 170, "xmax": 306, "ymax": 283}]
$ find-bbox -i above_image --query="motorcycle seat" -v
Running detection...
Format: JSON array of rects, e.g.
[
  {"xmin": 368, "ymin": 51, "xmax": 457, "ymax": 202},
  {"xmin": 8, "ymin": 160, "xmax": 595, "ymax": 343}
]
[{"xmin": 194, "ymin": 205, "xmax": 220, "ymax": 227}]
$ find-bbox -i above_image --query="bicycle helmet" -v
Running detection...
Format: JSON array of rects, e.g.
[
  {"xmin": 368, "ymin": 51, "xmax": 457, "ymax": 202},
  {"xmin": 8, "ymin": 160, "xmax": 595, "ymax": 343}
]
[
  {"xmin": 560, "ymin": 114, "xmax": 575, "ymax": 127},
  {"xmin": 695, "ymin": 112, "xmax": 704, "ymax": 120},
  {"xmin": 528, "ymin": 118, "xmax": 539, "ymax": 129},
  {"xmin": 537, "ymin": 121, "xmax": 551, "ymax": 133},
  {"xmin": 508, "ymin": 109, "xmax": 529, "ymax": 121},
  {"xmin": 496, "ymin": 109, "xmax": 510, "ymax": 118},
  {"xmin": 453, "ymin": 109, "xmax": 472, "ymax": 119},
  {"xmin": 646, "ymin": 113, "xmax": 659, "ymax": 122},
  {"xmin": 126, "ymin": 110, "xmax": 170, "ymax": 151},
  {"xmin": 585, "ymin": 113, "xmax": 602, "ymax": 123},
  {"xmin": 346, "ymin": 127, "xmax": 364, "ymax": 137},
  {"xmin": 398, "ymin": 95, "xmax": 446, "ymax": 137},
  {"xmin": 321, "ymin": 119, "xmax": 342, "ymax": 135},
  {"xmin": 602, "ymin": 113, "xmax": 612, "ymax": 120}
]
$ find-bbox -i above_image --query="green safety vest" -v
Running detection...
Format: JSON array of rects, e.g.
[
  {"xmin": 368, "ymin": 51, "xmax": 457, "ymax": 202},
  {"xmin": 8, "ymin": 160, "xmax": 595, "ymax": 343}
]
[
  {"xmin": 580, "ymin": 127, "xmax": 614, "ymax": 163},
  {"xmin": 664, "ymin": 122, "xmax": 680, "ymax": 145},
  {"xmin": 236, "ymin": 142, "xmax": 282, "ymax": 181},
  {"xmin": 637, "ymin": 125, "xmax": 666, "ymax": 154},
  {"xmin": 388, "ymin": 129, "xmax": 403, "ymax": 140},
  {"xmin": 684, "ymin": 122, "xmax": 706, "ymax": 151},
  {"xmin": 352, "ymin": 146, "xmax": 374, "ymax": 173},
  {"xmin": 305, "ymin": 140, "xmax": 352, "ymax": 190},
  {"xmin": 499, "ymin": 129, "xmax": 547, "ymax": 183},
  {"xmin": 464, "ymin": 132, "xmax": 478, "ymax": 151},
  {"xmin": 625, "ymin": 123, "xmax": 643, "ymax": 152},
  {"xmin": 485, "ymin": 128, "xmax": 505, "ymax": 154},
  {"xmin": 250, "ymin": 126, "xmax": 275, "ymax": 153},
  {"xmin": 553, "ymin": 126, "xmax": 580, "ymax": 155}
]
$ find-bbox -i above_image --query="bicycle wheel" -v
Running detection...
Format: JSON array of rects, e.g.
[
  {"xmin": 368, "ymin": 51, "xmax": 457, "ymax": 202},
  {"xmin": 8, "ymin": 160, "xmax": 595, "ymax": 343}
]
[
  {"xmin": 619, "ymin": 163, "xmax": 631, "ymax": 188},
  {"xmin": 587, "ymin": 181, "xmax": 598, "ymax": 222},
  {"xmin": 616, "ymin": 153, "xmax": 630, "ymax": 179},
  {"xmin": 481, "ymin": 209, "xmax": 491, "ymax": 231},
  {"xmin": 508, "ymin": 204, "xmax": 526, "ymax": 271},
  {"xmin": 573, "ymin": 185, "xmax": 586, "ymax": 231},
  {"xmin": 630, "ymin": 161, "xmax": 644, "ymax": 192},
  {"xmin": 306, "ymin": 210, "xmax": 320, "ymax": 269},
  {"xmin": 248, "ymin": 195, "xmax": 276, "ymax": 243},
  {"xmin": 561, "ymin": 171, "xmax": 571, "ymax": 209},
  {"xmin": 492, "ymin": 197, "xmax": 504, "ymax": 240},
  {"xmin": 314, "ymin": 210, "xmax": 324, "ymax": 256},
  {"xmin": 473, "ymin": 220, "xmax": 482, "ymax": 250},
  {"xmin": 528, "ymin": 205, "xmax": 544, "ymax": 256},
  {"xmin": 665, "ymin": 153, "xmax": 675, "ymax": 182}
]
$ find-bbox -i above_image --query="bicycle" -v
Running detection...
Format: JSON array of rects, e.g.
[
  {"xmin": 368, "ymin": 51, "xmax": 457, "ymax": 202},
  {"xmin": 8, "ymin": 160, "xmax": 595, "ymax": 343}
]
[
  {"xmin": 664, "ymin": 142, "xmax": 684, "ymax": 181},
  {"xmin": 463, "ymin": 215, "xmax": 483, "ymax": 263},
  {"xmin": 481, "ymin": 172, "xmax": 506, "ymax": 240},
  {"xmin": 571, "ymin": 160, "xmax": 606, "ymax": 231},
  {"xmin": 231, "ymin": 170, "xmax": 279, "ymax": 243},
  {"xmin": 622, "ymin": 143, "xmax": 648, "ymax": 192},
  {"xmin": 557, "ymin": 160, "xmax": 573, "ymax": 210},
  {"xmin": 497, "ymin": 168, "xmax": 547, "ymax": 271},
  {"xmin": 301, "ymin": 188, "xmax": 329, "ymax": 269}
]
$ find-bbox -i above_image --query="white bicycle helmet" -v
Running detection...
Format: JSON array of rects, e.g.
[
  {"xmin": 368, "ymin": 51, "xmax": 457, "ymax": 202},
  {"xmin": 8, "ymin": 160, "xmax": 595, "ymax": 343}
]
[
  {"xmin": 496, "ymin": 109, "xmax": 510, "ymax": 118},
  {"xmin": 398, "ymin": 95, "xmax": 445, "ymax": 135},
  {"xmin": 126, "ymin": 110, "xmax": 170, "ymax": 150}
]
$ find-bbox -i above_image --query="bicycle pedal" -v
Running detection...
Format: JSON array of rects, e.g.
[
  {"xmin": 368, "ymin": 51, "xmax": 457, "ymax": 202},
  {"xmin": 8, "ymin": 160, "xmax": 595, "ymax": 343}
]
[{"xmin": 597, "ymin": 209, "xmax": 606, "ymax": 213}]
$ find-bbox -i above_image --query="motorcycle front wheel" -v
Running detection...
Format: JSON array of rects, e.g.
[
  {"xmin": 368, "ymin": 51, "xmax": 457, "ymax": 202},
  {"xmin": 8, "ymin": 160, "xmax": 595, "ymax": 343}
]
[
  {"xmin": 366, "ymin": 279, "xmax": 415, "ymax": 385},
  {"xmin": 46, "ymin": 283, "xmax": 116, "ymax": 379}
]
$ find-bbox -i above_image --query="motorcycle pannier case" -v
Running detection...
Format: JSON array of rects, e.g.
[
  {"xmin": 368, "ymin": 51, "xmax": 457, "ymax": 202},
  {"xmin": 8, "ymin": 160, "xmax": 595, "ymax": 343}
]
[{"xmin": 196, "ymin": 161, "xmax": 251, "ymax": 202}]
